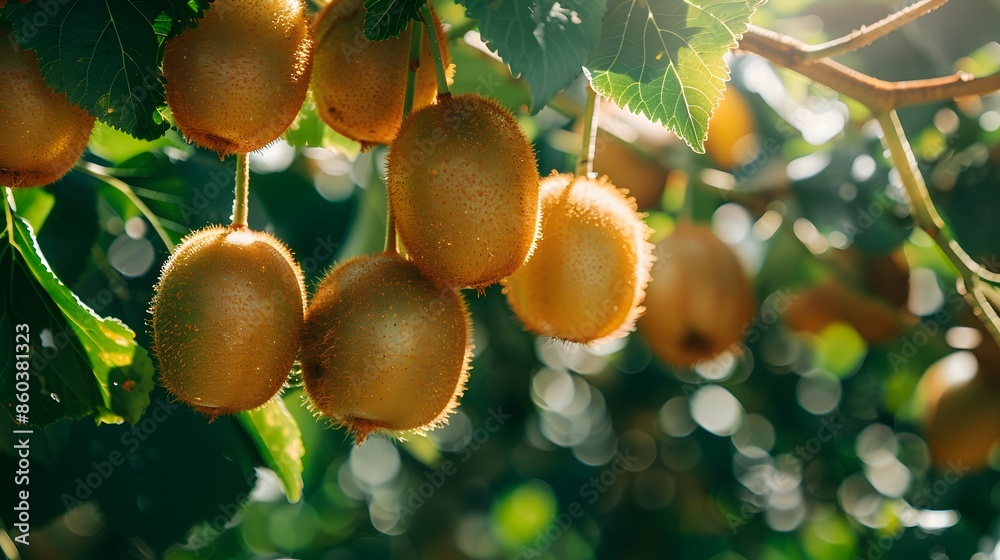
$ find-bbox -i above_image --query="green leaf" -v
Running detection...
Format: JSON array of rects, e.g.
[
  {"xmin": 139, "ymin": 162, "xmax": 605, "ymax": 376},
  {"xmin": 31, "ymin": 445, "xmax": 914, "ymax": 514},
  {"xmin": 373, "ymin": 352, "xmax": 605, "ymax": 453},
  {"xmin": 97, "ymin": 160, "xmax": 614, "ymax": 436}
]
[
  {"xmin": 460, "ymin": 0, "xmax": 608, "ymax": 112},
  {"xmin": 364, "ymin": 0, "xmax": 422, "ymax": 41},
  {"xmin": 238, "ymin": 398, "xmax": 305, "ymax": 502},
  {"xmin": 1, "ymin": 189, "xmax": 154, "ymax": 427},
  {"xmin": 585, "ymin": 0, "xmax": 764, "ymax": 152},
  {"xmin": 1, "ymin": 0, "xmax": 213, "ymax": 140}
]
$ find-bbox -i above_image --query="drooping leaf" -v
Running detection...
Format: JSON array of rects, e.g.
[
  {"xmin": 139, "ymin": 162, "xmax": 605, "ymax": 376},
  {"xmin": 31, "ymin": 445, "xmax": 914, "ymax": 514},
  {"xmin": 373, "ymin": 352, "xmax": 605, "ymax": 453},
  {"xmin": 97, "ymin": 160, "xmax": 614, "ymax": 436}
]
[
  {"xmin": 0, "ymin": 189, "xmax": 154, "ymax": 427},
  {"xmin": 585, "ymin": 0, "xmax": 764, "ymax": 152},
  {"xmin": 364, "ymin": 0, "xmax": 422, "ymax": 41},
  {"xmin": 0, "ymin": 0, "xmax": 213, "ymax": 140},
  {"xmin": 459, "ymin": 0, "xmax": 607, "ymax": 112},
  {"xmin": 238, "ymin": 398, "xmax": 305, "ymax": 502}
]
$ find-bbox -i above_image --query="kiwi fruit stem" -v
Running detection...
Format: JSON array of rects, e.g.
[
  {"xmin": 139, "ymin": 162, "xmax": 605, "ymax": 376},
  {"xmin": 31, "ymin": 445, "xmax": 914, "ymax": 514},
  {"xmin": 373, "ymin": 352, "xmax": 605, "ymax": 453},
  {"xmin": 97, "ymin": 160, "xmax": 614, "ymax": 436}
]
[
  {"xmin": 384, "ymin": 22, "xmax": 425, "ymax": 255},
  {"xmin": 419, "ymin": 2, "xmax": 451, "ymax": 99},
  {"xmin": 232, "ymin": 153, "xmax": 250, "ymax": 229},
  {"xmin": 403, "ymin": 23, "xmax": 423, "ymax": 119},
  {"xmin": 577, "ymin": 86, "xmax": 599, "ymax": 177}
]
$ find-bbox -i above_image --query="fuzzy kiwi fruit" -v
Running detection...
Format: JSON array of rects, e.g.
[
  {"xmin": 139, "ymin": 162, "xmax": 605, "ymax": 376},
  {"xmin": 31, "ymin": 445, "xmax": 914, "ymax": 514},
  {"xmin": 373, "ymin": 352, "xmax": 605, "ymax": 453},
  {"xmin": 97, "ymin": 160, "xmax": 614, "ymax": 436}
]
[
  {"xmin": 311, "ymin": 0, "xmax": 448, "ymax": 148},
  {"xmin": 0, "ymin": 31, "xmax": 95, "ymax": 188},
  {"xmin": 503, "ymin": 173, "xmax": 655, "ymax": 344},
  {"xmin": 301, "ymin": 253, "xmax": 472, "ymax": 442},
  {"xmin": 162, "ymin": 0, "xmax": 313, "ymax": 154},
  {"xmin": 639, "ymin": 222, "xmax": 755, "ymax": 368},
  {"xmin": 387, "ymin": 93, "xmax": 540, "ymax": 289},
  {"xmin": 151, "ymin": 226, "xmax": 306, "ymax": 416}
]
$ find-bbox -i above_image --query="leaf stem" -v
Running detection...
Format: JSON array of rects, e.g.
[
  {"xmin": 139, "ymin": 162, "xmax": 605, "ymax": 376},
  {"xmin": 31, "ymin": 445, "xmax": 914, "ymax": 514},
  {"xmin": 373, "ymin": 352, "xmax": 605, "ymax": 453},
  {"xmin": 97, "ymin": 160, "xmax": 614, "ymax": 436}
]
[
  {"xmin": 403, "ymin": 22, "xmax": 423, "ymax": 119},
  {"xmin": 385, "ymin": 23, "xmax": 424, "ymax": 255},
  {"xmin": 419, "ymin": 2, "xmax": 450, "ymax": 98},
  {"xmin": 802, "ymin": 0, "xmax": 949, "ymax": 60},
  {"xmin": 576, "ymin": 86, "xmax": 599, "ymax": 177},
  {"xmin": 77, "ymin": 163, "xmax": 176, "ymax": 252},
  {"xmin": 232, "ymin": 153, "xmax": 249, "ymax": 229}
]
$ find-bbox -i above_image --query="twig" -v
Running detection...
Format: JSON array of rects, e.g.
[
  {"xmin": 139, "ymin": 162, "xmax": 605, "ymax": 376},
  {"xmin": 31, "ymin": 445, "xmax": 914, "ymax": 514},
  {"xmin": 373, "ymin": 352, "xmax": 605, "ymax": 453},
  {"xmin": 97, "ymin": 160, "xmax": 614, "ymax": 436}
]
[
  {"xmin": 738, "ymin": 26, "xmax": 1000, "ymax": 111},
  {"xmin": 419, "ymin": 2, "xmax": 450, "ymax": 99},
  {"xmin": 802, "ymin": 0, "xmax": 950, "ymax": 59},
  {"xmin": 876, "ymin": 111, "xmax": 1000, "ymax": 345},
  {"xmin": 386, "ymin": 23, "xmax": 424, "ymax": 255}
]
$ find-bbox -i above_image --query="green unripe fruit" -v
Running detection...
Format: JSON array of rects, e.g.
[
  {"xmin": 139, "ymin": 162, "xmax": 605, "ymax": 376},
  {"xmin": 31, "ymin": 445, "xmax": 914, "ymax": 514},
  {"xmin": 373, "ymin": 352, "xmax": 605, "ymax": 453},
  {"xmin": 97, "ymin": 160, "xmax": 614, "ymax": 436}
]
[
  {"xmin": 151, "ymin": 226, "xmax": 306, "ymax": 416},
  {"xmin": 301, "ymin": 253, "xmax": 472, "ymax": 442},
  {"xmin": 387, "ymin": 94, "xmax": 540, "ymax": 289}
]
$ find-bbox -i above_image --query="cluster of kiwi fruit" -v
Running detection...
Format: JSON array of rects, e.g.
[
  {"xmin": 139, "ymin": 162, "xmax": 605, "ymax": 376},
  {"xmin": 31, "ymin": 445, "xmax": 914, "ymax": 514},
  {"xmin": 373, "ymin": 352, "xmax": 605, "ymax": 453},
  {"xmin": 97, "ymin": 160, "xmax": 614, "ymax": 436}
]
[{"xmin": 1, "ymin": 0, "xmax": 755, "ymax": 442}]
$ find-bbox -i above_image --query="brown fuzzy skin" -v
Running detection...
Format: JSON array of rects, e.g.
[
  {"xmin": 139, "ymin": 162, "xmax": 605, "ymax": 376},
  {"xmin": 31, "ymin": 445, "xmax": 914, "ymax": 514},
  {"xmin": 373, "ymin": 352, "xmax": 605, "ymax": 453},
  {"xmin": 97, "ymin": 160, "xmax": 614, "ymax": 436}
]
[
  {"xmin": 0, "ymin": 34, "xmax": 95, "ymax": 188},
  {"xmin": 163, "ymin": 0, "xmax": 313, "ymax": 154},
  {"xmin": 311, "ymin": 0, "xmax": 447, "ymax": 148},
  {"xmin": 503, "ymin": 173, "xmax": 654, "ymax": 344},
  {"xmin": 301, "ymin": 253, "xmax": 472, "ymax": 443},
  {"xmin": 151, "ymin": 226, "xmax": 306, "ymax": 417},
  {"xmin": 388, "ymin": 94, "xmax": 540, "ymax": 289},
  {"xmin": 638, "ymin": 222, "xmax": 755, "ymax": 368}
]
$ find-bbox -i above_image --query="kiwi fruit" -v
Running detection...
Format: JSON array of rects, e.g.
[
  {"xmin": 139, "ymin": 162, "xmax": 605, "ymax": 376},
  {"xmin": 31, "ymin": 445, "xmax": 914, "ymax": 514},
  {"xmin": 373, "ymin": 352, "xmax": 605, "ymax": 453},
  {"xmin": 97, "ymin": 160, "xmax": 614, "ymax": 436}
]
[
  {"xmin": 503, "ymin": 173, "xmax": 655, "ymax": 344},
  {"xmin": 301, "ymin": 253, "xmax": 472, "ymax": 442},
  {"xmin": 0, "ymin": 34, "xmax": 95, "ymax": 188},
  {"xmin": 704, "ymin": 87, "xmax": 758, "ymax": 169},
  {"xmin": 921, "ymin": 355, "xmax": 1000, "ymax": 470},
  {"xmin": 639, "ymin": 222, "xmax": 755, "ymax": 368},
  {"xmin": 151, "ymin": 226, "xmax": 306, "ymax": 416},
  {"xmin": 312, "ymin": 0, "xmax": 448, "ymax": 149},
  {"xmin": 388, "ymin": 94, "xmax": 540, "ymax": 289},
  {"xmin": 162, "ymin": 0, "xmax": 313, "ymax": 154}
]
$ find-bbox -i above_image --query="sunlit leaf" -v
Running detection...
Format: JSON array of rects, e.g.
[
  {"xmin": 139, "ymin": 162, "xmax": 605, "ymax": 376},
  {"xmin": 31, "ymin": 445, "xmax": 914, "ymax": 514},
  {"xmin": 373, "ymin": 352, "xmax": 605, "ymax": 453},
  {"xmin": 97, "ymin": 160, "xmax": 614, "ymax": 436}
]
[
  {"xmin": 239, "ymin": 398, "xmax": 305, "ymax": 502},
  {"xmin": 586, "ymin": 0, "xmax": 764, "ymax": 152},
  {"xmin": 0, "ymin": 189, "xmax": 154, "ymax": 427},
  {"xmin": 364, "ymin": 0, "xmax": 422, "ymax": 41}
]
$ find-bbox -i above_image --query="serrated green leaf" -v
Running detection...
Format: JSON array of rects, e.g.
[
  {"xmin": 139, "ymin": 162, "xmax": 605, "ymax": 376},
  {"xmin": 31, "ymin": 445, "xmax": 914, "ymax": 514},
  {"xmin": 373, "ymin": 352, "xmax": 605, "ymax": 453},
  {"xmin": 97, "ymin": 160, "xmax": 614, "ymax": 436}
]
[
  {"xmin": 460, "ymin": 0, "xmax": 607, "ymax": 112},
  {"xmin": 1, "ymin": 189, "xmax": 154, "ymax": 427},
  {"xmin": 585, "ymin": 0, "xmax": 764, "ymax": 152},
  {"xmin": 238, "ymin": 398, "xmax": 305, "ymax": 502},
  {"xmin": 1, "ymin": 0, "xmax": 213, "ymax": 140},
  {"xmin": 364, "ymin": 0, "xmax": 422, "ymax": 41}
]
